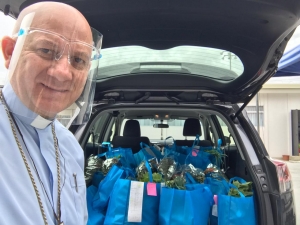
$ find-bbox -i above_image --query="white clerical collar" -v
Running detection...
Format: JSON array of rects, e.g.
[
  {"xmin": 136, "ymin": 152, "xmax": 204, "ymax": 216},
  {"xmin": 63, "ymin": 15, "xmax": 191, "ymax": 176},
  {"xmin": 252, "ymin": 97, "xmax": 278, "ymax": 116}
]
[{"xmin": 30, "ymin": 115, "xmax": 53, "ymax": 129}]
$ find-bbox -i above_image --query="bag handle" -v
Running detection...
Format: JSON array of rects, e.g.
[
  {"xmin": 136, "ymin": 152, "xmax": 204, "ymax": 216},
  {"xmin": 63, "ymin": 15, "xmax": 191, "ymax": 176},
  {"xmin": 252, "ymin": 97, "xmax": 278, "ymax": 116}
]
[
  {"xmin": 101, "ymin": 142, "xmax": 112, "ymax": 151},
  {"xmin": 217, "ymin": 139, "xmax": 222, "ymax": 148},
  {"xmin": 140, "ymin": 142, "xmax": 151, "ymax": 149},
  {"xmin": 144, "ymin": 159, "xmax": 153, "ymax": 183},
  {"xmin": 164, "ymin": 136, "xmax": 175, "ymax": 147},
  {"xmin": 185, "ymin": 172, "xmax": 197, "ymax": 184},
  {"xmin": 186, "ymin": 174, "xmax": 214, "ymax": 206},
  {"xmin": 122, "ymin": 167, "xmax": 136, "ymax": 179},
  {"xmin": 229, "ymin": 177, "xmax": 247, "ymax": 185},
  {"xmin": 192, "ymin": 135, "xmax": 200, "ymax": 149},
  {"xmin": 228, "ymin": 177, "xmax": 248, "ymax": 198}
]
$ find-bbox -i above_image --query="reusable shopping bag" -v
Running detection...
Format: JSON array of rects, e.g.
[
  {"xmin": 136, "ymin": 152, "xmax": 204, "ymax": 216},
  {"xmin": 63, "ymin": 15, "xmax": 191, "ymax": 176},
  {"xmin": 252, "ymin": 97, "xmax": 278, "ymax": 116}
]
[
  {"xmin": 92, "ymin": 165, "xmax": 135, "ymax": 211},
  {"xmin": 104, "ymin": 160, "xmax": 160, "ymax": 225},
  {"xmin": 101, "ymin": 142, "xmax": 137, "ymax": 168},
  {"xmin": 134, "ymin": 142, "xmax": 162, "ymax": 166},
  {"xmin": 163, "ymin": 136, "xmax": 188, "ymax": 165},
  {"xmin": 217, "ymin": 177, "xmax": 256, "ymax": 225},
  {"xmin": 203, "ymin": 176, "xmax": 229, "ymax": 225},
  {"xmin": 204, "ymin": 177, "xmax": 229, "ymax": 195},
  {"xmin": 164, "ymin": 136, "xmax": 189, "ymax": 154},
  {"xmin": 184, "ymin": 135, "xmax": 212, "ymax": 170},
  {"xmin": 87, "ymin": 185, "xmax": 105, "ymax": 225},
  {"xmin": 159, "ymin": 187, "xmax": 213, "ymax": 225},
  {"xmin": 159, "ymin": 176, "xmax": 213, "ymax": 225}
]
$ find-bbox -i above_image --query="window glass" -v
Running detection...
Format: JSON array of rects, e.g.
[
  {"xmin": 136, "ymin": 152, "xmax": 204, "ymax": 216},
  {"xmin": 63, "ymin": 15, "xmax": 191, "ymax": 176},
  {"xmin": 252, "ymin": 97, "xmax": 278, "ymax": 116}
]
[
  {"xmin": 217, "ymin": 116, "xmax": 235, "ymax": 145},
  {"xmin": 120, "ymin": 119, "xmax": 203, "ymax": 141},
  {"xmin": 245, "ymin": 106, "xmax": 264, "ymax": 126},
  {"xmin": 110, "ymin": 122, "xmax": 116, "ymax": 141},
  {"xmin": 86, "ymin": 113, "xmax": 111, "ymax": 145},
  {"xmin": 97, "ymin": 46, "xmax": 244, "ymax": 81}
]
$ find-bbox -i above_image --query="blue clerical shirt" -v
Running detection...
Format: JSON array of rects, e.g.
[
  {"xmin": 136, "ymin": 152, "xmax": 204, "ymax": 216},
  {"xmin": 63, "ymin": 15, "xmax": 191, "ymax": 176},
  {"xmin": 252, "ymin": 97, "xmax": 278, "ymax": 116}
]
[{"xmin": 0, "ymin": 83, "xmax": 87, "ymax": 225}]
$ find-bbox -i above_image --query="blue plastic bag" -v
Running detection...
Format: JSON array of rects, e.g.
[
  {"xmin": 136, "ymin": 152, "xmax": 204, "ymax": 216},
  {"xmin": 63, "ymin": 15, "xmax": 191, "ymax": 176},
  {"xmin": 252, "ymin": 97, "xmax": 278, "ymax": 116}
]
[
  {"xmin": 159, "ymin": 184, "xmax": 213, "ymax": 225},
  {"xmin": 204, "ymin": 177, "xmax": 229, "ymax": 195},
  {"xmin": 104, "ymin": 160, "xmax": 160, "ymax": 225},
  {"xmin": 87, "ymin": 185, "xmax": 105, "ymax": 225},
  {"xmin": 163, "ymin": 137, "xmax": 188, "ymax": 165},
  {"xmin": 92, "ymin": 171, "xmax": 104, "ymax": 187},
  {"xmin": 101, "ymin": 142, "xmax": 137, "ymax": 168},
  {"xmin": 134, "ymin": 142, "xmax": 162, "ymax": 166},
  {"xmin": 185, "ymin": 172, "xmax": 212, "ymax": 191},
  {"xmin": 217, "ymin": 177, "xmax": 256, "ymax": 225},
  {"xmin": 203, "ymin": 176, "xmax": 229, "ymax": 225},
  {"xmin": 164, "ymin": 135, "xmax": 213, "ymax": 169},
  {"xmin": 140, "ymin": 142, "xmax": 163, "ymax": 161},
  {"xmin": 92, "ymin": 165, "xmax": 135, "ymax": 211},
  {"xmin": 164, "ymin": 136, "xmax": 190, "ymax": 155}
]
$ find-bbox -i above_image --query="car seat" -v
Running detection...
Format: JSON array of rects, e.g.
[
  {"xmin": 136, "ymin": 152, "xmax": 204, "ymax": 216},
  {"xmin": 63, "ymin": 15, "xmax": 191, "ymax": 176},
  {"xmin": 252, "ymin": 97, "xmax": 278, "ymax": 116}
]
[{"xmin": 111, "ymin": 119, "xmax": 151, "ymax": 153}]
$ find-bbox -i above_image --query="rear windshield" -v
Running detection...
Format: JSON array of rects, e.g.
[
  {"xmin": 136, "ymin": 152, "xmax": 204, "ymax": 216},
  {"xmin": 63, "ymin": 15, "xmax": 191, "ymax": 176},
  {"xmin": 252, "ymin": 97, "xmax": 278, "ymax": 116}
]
[
  {"xmin": 120, "ymin": 119, "xmax": 204, "ymax": 142},
  {"xmin": 97, "ymin": 46, "xmax": 244, "ymax": 81}
]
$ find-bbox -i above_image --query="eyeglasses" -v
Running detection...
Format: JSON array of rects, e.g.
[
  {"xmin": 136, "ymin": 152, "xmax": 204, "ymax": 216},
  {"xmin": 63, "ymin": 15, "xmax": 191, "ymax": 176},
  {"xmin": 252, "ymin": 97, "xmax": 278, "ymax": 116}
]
[{"xmin": 14, "ymin": 27, "xmax": 101, "ymax": 70}]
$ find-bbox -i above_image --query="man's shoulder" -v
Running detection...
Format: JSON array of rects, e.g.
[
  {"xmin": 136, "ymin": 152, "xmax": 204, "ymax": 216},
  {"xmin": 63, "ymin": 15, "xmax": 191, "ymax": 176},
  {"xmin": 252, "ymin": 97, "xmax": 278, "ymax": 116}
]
[
  {"xmin": 54, "ymin": 120, "xmax": 84, "ymax": 161},
  {"xmin": 54, "ymin": 120, "xmax": 80, "ymax": 147},
  {"xmin": 55, "ymin": 120, "xmax": 75, "ymax": 136}
]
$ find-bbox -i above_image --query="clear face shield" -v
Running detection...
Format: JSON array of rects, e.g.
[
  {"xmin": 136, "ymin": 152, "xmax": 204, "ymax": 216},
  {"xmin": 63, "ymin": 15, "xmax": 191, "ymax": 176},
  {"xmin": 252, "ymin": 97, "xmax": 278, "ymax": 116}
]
[{"xmin": 2, "ymin": 12, "xmax": 102, "ymax": 125}]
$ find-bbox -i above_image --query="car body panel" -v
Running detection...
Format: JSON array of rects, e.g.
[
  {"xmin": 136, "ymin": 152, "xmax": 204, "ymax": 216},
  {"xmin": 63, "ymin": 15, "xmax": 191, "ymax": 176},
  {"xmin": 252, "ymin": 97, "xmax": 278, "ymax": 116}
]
[{"xmin": 1, "ymin": 0, "xmax": 300, "ymax": 102}]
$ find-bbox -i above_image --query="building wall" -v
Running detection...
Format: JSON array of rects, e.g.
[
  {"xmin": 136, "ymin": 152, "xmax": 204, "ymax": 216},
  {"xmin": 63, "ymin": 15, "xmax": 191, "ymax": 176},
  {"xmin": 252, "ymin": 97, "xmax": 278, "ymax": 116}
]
[{"xmin": 249, "ymin": 86, "xmax": 300, "ymax": 158}]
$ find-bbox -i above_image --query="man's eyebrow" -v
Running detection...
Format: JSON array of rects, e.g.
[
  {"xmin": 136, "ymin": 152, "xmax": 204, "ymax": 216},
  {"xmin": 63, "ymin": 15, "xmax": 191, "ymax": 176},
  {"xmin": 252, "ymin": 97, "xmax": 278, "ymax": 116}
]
[{"xmin": 29, "ymin": 37, "xmax": 60, "ymax": 46}]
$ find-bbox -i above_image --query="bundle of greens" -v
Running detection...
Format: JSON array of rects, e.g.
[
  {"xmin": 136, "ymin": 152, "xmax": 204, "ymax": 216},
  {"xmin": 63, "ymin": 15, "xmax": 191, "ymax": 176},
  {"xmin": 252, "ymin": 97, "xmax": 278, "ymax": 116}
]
[
  {"xmin": 157, "ymin": 157, "xmax": 177, "ymax": 180},
  {"xmin": 138, "ymin": 172, "xmax": 163, "ymax": 183},
  {"xmin": 136, "ymin": 159, "xmax": 159, "ymax": 182},
  {"xmin": 182, "ymin": 164, "xmax": 205, "ymax": 183},
  {"xmin": 84, "ymin": 154, "xmax": 104, "ymax": 184},
  {"xmin": 101, "ymin": 156, "xmax": 122, "ymax": 175},
  {"xmin": 228, "ymin": 180, "xmax": 253, "ymax": 197},
  {"xmin": 204, "ymin": 148, "xmax": 226, "ymax": 166},
  {"xmin": 165, "ymin": 175, "xmax": 186, "ymax": 190}
]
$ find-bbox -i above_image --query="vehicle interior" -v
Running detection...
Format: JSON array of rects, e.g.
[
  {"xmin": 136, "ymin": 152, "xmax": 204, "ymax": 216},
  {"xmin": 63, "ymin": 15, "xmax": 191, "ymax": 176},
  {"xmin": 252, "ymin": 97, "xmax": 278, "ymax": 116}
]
[{"xmin": 81, "ymin": 106, "xmax": 252, "ymax": 184}]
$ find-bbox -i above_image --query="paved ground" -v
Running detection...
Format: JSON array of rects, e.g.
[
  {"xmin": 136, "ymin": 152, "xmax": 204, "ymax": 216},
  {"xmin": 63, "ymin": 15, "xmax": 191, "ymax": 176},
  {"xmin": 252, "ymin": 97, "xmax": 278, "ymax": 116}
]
[{"xmin": 286, "ymin": 161, "xmax": 300, "ymax": 224}]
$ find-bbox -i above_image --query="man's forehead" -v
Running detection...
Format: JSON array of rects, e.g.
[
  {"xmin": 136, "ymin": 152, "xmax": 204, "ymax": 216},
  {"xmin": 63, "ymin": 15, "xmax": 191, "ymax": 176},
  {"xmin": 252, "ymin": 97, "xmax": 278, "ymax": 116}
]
[{"xmin": 28, "ymin": 9, "xmax": 92, "ymax": 43}]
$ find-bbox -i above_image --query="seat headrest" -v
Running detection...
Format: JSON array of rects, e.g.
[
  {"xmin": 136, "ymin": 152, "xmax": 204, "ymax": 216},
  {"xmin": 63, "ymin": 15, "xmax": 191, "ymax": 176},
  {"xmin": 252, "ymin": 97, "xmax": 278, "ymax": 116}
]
[
  {"xmin": 123, "ymin": 119, "xmax": 141, "ymax": 137},
  {"xmin": 183, "ymin": 118, "xmax": 201, "ymax": 136}
]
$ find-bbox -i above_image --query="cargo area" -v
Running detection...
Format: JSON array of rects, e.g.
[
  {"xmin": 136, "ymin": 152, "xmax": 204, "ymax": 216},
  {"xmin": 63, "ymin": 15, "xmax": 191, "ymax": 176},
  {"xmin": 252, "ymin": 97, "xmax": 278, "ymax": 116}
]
[{"xmin": 81, "ymin": 106, "xmax": 260, "ymax": 225}]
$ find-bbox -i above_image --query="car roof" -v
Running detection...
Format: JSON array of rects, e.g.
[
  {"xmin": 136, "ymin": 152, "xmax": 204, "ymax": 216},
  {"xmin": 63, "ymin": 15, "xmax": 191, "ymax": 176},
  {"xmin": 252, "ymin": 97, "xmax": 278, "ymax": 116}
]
[{"xmin": 1, "ymin": 0, "xmax": 300, "ymax": 103}]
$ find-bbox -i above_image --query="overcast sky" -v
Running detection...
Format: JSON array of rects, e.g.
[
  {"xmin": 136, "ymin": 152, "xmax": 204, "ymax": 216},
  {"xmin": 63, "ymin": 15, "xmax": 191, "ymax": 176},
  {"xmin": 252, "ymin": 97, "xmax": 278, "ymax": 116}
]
[{"xmin": 1, "ymin": 12, "xmax": 300, "ymax": 85}]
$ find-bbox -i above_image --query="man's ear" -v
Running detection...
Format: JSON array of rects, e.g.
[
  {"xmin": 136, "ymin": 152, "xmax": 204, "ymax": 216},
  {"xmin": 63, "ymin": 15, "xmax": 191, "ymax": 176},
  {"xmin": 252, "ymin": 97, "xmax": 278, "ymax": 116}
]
[{"xmin": 1, "ymin": 36, "xmax": 15, "ymax": 69}]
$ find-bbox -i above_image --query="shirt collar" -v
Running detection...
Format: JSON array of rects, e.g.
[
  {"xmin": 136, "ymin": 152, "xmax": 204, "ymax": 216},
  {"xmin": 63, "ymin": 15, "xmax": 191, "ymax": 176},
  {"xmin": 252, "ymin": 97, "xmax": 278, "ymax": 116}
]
[{"xmin": 2, "ymin": 82, "xmax": 53, "ymax": 129}]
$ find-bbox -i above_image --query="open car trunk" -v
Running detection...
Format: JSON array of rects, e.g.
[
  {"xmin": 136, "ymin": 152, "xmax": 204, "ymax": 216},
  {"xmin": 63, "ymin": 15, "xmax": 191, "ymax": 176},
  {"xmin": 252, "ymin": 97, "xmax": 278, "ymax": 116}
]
[{"xmin": 75, "ymin": 99, "xmax": 295, "ymax": 225}]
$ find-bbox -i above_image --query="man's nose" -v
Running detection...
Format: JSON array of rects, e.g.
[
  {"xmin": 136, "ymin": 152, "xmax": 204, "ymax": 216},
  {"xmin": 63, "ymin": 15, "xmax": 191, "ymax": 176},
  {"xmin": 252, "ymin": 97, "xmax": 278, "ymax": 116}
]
[{"xmin": 47, "ymin": 55, "xmax": 73, "ymax": 82}]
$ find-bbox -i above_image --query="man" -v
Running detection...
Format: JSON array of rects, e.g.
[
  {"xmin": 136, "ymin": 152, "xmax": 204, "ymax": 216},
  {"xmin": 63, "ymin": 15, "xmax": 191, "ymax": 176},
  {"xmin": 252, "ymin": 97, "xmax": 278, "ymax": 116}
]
[{"xmin": 0, "ymin": 2, "xmax": 102, "ymax": 224}]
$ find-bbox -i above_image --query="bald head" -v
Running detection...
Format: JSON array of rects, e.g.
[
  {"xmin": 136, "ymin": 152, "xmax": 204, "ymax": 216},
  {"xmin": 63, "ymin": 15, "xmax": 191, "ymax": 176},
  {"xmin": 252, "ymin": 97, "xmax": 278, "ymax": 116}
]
[
  {"xmin": 0, "ymin": 1, "xmax": 97, "ymax": 118},
  {"xmin": 13, "ymin": 2, "xmax": 92, "ymax": 44}
]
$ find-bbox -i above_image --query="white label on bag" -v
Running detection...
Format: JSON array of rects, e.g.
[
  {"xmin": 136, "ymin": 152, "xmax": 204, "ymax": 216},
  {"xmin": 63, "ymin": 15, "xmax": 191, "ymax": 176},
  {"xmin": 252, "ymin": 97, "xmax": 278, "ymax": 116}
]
[
  {"xmin": 128, "ymin": 181, "xmax": 144, "ymax": 222},
  {"xmin": 212, "ymin": 205, "xmax": 218, "ymax": 217}
]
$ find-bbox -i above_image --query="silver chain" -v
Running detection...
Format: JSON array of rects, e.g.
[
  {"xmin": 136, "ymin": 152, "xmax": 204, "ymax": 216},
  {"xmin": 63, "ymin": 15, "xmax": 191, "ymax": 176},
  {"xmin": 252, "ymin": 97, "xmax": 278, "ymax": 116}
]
[
  {"xmin": 0, "ymin": 91, "xmax": 62, "ymax": 225},
  {"xmin": 52, "ymin": 124, "xmax": 62, "ymax": 223}
]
